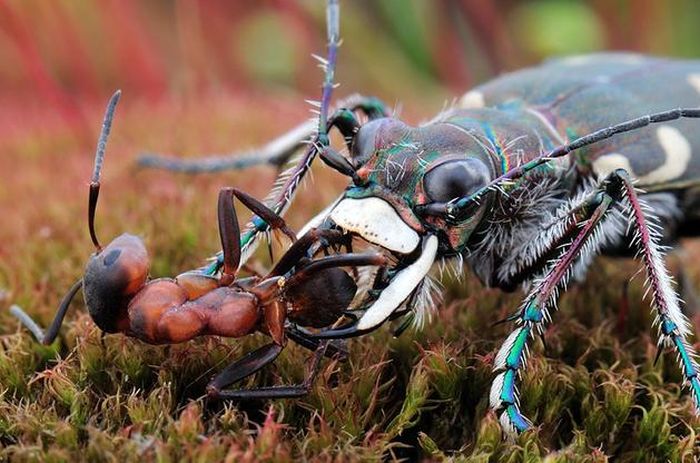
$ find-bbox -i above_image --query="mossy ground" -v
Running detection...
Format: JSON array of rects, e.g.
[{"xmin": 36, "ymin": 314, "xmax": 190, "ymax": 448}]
[{"xmin": 1, "ymin": 93, "xmax": 699, "ymax": 462}]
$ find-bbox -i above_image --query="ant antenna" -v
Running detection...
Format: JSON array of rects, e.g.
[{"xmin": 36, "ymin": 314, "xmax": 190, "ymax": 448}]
[{"xmin": 89, "ymin": 90, "xmax": 121, "ymax": 252}]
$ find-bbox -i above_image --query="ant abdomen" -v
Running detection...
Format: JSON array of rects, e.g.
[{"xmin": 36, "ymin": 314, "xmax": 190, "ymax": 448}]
[{"xmin": 127, "ymin": 281, "xmax": 259, "ymax": 344}]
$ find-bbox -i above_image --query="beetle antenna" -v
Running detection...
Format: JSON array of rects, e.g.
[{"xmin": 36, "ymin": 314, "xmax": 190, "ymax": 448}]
[
  {"xmin": 89, "ymin": 90, "xmax": 122, "ymax": 252},
  {"xmin": 438, "ymin": 107, "xmax": 700, "ymax": 220},
  {"xmin": 317, "ymin": 0, "xmax": 339, "ymax": 137}
]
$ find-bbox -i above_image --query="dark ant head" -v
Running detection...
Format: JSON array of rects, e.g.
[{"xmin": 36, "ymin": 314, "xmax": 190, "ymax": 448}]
[
  {"xmin": 79, "ymin": 90, "xmax": 151, "ymax": 333},
  {"xmin": 83, "ymin": 233, "xmax": 149, "ymax": 333},
  {"xmin": 284, "ymin": 267, "xmax": 357, "ymax": 328},
  {"xmin": 51, "ymin": 91, "xmax": 150, "ymax": 334}
]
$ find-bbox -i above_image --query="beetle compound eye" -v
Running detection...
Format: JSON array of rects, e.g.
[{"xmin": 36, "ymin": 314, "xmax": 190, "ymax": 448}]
[
  {"xmin": 423, "ymin": 159, "xmax": 490, "ymax": 204},
  {"xmin": 351, "ymin": 119, "xmax": 382, "ymax": 166}
]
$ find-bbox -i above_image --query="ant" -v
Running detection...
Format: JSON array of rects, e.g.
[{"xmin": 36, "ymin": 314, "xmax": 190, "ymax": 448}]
[{"xmin": 10, "ymin": 91, "xmax": 387, "ymax": 399}]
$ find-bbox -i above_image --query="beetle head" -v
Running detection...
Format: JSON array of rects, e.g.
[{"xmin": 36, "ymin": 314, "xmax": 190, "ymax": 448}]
[{"xmin": 327, "ymin": 116, "xmax": 498, "ymax": 255}]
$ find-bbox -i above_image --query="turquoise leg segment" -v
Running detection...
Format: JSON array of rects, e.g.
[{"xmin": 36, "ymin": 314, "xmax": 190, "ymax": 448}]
[
  {"xmin": 499, "ymin": 369, "xmax": 517, "ymax": 404},
  {"xmin": 523, "ymin": 301, "xmax": 543, "ymax": 323},
  {"xmin": 489, "ymin": 180, "xmax": 615, "ymax": 435},
  {"xmin": 672, "ymin": 336, "xmax": 698, "ymax": 379},
  {"xmin": 505, "ymin": 404, "xmax": 531, "ymax": 433},
  {"xmin": 506, "ymin": 325, "xmax": 531, "ymax": 369},
  {"xmin": 690, "ymin": 377, "xmax": 700, "ymax": 407}
]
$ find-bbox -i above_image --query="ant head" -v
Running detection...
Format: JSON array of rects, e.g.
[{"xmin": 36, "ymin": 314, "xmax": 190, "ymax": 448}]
[
  {"xmin": 78, "ymin": 90, "xmax": 149, "ymax": 333},
  {"xmin": 285, "ymin": 267, "xmax": 357, "ymax": 328},
  {"xmin": 83, "ymin": 233, "xmax": 149, "ymax": 333}
]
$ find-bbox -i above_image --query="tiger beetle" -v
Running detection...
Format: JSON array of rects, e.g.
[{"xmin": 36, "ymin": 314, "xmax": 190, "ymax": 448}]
[{"xmin": 139, "ymin": 0, "xmax": 700, "ymax": 435}]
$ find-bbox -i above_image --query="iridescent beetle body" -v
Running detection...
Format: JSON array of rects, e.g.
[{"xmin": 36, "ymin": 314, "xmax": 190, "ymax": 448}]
[
  {"xmin": 139, "ymin": 0, "xmax": 700, "ymax": 436},
  {"xmin": 308, "ymin": 53, "xmax": 700, "ymax": 432},
  {"xmin": 340, "ymin": 53, "xmax": 700, "ymax": 287}
]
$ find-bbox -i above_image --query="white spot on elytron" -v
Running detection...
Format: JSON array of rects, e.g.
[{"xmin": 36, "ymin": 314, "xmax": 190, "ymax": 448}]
[
  {"xmin": 591, "ymin": 153, "xmax": 634, "ymax": 179},
  {"xmin": 356, "ymin": 235, "xmax": 438, "ymax": 330},
  {"xmin": 687, "ymin": 73, "xmax": 700, "ymax": 94},
  {"xmin": 330, "ymin": 197, "xmax": 420, "ymax": 254},
  {"xmin": 459, "ymin": 90, "xmax": 485, "ymax": 109},
  {"xmin": 654, "ymin": 126, "xmax": 691, "ymax": 183},
  {"xmin": 591, "ymin": 125, "xmax": 691, "ymax": 185}
]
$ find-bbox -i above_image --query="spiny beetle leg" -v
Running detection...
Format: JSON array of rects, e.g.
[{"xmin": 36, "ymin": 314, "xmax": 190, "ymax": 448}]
[
  {"xmin": 491, "ymin": 178, "xmax": 615, "ymax": 434},
  {"xmin": 136, "ymin": 95, "xmax": 389, "ymax": 174},
  {"xmin": 209, "ymin": 341, "xmax": 329, "ymax": 400},
  {"xmin": 491, "ymin": 168, "xmax": 700, "ymax": 434}
]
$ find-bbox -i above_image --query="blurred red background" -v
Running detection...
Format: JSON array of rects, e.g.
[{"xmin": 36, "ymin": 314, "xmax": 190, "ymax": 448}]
[{"xmin": 1, "ymin": 0, "xmax": 698, "ymax": 145}]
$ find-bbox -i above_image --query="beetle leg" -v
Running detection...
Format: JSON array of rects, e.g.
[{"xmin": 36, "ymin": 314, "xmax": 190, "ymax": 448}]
[
  {"xmin": 137, "ymin": 95, "xmax": 388, "ymax": 173},
  {"xmin": 613, "ymin": 170, "xmax": 700, "ymax": 414},
  {"xmin": 491, "ymin": 169, "xmax": 700, "ymax": 434},
  {"xmin": 208, "ymin": 341, "xmax": 329, "ymax": 400},
  {"xmin": 491, "ymin": 181, "xmax": 616, "ymax": 434}
]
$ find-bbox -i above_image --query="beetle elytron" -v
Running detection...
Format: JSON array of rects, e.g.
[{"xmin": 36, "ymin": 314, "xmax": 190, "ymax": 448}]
[{"xmin": 140, "ymin": 1, "xmax": 700, "ymax": 435}]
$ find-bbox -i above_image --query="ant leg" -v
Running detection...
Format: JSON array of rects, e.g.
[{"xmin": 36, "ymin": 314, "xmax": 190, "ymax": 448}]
[
  {"xmin": 217, "ymin": 188, "xmax": 241, "ymax": 284},
  {"xmin": 267, "ymin": 229, "xmax": 345, "ymax": 277},
  {"xmin": 207, "ymin": 342, "xmax": 284, "ymax": 399},
  {"xmin": 217, "ymin": 186, "xmax": 300, "ymax": 282},
  {"xmin": 229, "ymin": 188, "xmax": 296, "ymax": 242},
  {"xmin": 10, "ymin": 279, "xmax": 83, "ymax": 345},
  {"xmin": 286, "ymin": 253, "xmax": 388, "ymax": 285},
  {"xmin": 209, "ymin": 341, "xmax": 330, "ymax": 400},
  {"xmin": 286, "ymin": 325, "xmax": 348, "ymax": 361}
]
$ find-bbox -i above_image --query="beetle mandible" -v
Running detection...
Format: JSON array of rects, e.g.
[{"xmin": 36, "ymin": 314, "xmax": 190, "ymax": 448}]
[{"xmin": 139, "ymin": 0, "xmax": 700, "ymax": 434}]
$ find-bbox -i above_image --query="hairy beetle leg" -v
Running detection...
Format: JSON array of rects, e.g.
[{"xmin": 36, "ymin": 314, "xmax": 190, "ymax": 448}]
[
  {"xmin": 137, "ymin": 95, "xmax": 388, "ymax": 174},
  {"xmin": 491, "ymin": 168, "xmax": 700, "ymax": 435}
]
